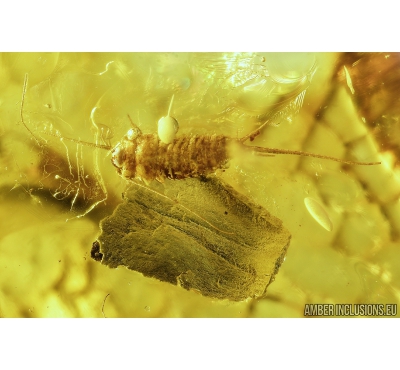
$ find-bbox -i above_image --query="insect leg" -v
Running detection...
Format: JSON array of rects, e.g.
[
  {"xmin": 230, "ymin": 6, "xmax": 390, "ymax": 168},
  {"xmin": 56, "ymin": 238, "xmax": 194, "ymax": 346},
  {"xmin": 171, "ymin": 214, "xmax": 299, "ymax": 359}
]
[{"xmin": 239, "ymin": 119, "xmax": 272, "ymax": 143}]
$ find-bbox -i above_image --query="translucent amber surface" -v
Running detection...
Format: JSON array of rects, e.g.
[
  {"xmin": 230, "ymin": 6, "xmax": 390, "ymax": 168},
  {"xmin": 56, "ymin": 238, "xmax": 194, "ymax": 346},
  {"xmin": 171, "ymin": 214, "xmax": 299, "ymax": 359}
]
[{"xmin": 0, "ymin": 52, "xmax": 398, "ymax": 317}]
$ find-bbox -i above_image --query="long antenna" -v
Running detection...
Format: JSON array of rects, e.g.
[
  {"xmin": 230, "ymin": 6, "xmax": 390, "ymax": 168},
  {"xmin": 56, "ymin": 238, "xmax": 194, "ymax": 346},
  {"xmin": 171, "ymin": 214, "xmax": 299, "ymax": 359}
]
[
  {"xmin": 20, "ymin": 74, "xmax": 112, "ymax": 151},
  {"xmin": 246, "ymin": 145, "xmax": 381, "ymax": 166},
  {"xmin": 20, "ymin": 74, "xmax": 42, "ymax": 147},
  {"xmin": 42, "ymin": 130, "xmax": 112, "ymax": 151}
]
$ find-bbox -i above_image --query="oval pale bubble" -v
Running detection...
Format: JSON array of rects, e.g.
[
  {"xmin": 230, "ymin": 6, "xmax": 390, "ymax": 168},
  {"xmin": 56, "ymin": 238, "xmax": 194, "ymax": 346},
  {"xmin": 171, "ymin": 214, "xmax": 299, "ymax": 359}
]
[
  {"xmin": 304, "ymin": 197, "xmax": 333, "ymax": 232},
  {"xmin": 158, "ymin": 116, "xmax": 179, "ymax": 144}
]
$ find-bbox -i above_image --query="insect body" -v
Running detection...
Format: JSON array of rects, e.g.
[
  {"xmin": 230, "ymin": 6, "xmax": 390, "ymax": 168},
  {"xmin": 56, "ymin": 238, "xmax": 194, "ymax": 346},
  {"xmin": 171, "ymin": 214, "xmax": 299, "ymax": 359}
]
[
  {"xmin": 112, "ymin": 127, "xmax": 230, "ymax": 183},
  {"xmin": 19, "ymin": 74, "xmax": 381, "ymax": 188},
  {"xmin": 111, "ymin": 122, "xmax": 382, "ymax": 184}
]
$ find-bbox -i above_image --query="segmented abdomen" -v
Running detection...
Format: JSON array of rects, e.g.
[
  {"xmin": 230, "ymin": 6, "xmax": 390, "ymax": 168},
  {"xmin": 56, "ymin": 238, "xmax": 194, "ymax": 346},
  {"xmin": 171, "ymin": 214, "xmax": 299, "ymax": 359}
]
[{"xmin": 135, "ymin": 134, "xmax": 230, "ymax": 182}]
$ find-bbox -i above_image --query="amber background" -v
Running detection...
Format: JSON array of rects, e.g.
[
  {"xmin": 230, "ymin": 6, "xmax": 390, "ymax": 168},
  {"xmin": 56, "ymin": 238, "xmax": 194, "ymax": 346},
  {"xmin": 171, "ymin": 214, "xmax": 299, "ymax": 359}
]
[{"xmin": 0, "ymin": 52, "xmax": 398, "ymax": 317}]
